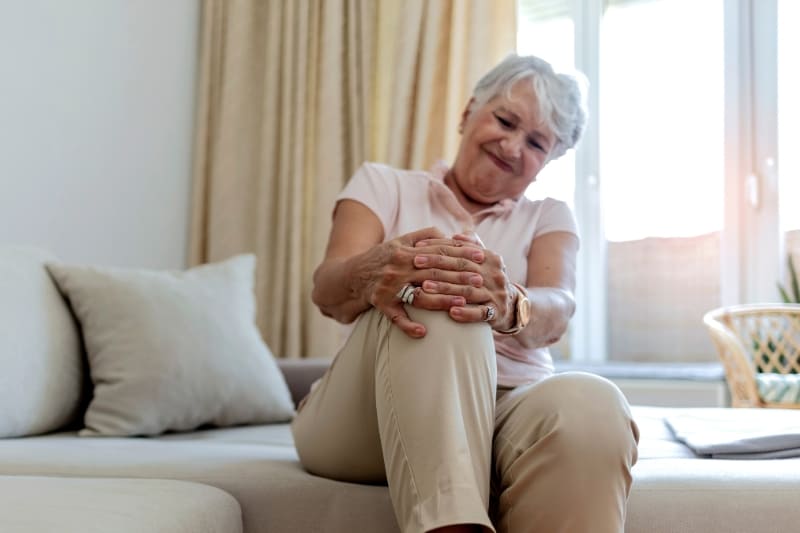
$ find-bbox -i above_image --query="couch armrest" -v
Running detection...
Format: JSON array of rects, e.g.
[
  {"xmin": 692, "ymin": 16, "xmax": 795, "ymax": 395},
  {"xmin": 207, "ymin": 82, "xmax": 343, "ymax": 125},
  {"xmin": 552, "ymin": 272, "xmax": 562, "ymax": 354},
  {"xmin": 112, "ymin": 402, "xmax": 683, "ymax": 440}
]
[{"xmin": 277, "ymin": 357, "xmax": 333, "ymax": 407}]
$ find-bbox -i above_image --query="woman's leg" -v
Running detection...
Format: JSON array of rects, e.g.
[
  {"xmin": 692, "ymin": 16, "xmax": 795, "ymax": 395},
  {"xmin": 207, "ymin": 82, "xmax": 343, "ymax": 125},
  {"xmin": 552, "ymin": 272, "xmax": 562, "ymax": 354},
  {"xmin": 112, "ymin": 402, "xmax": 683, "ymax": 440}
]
[
  {"xmin": 491, "ymin": 372, "xmax": 639, "ymax": 533},
  {"xmin": 291, "ymin": 307, "xmax": 387, "ymax": 483},
  {"xmin": 292, "ymin": 307, "xmax": 498, "ymax": 533}
]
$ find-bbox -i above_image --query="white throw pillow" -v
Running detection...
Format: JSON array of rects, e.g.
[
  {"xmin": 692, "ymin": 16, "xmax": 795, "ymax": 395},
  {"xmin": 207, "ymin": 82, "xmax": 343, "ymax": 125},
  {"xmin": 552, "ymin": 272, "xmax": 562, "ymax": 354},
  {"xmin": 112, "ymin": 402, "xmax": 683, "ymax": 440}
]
[
  {"xmin": 0, "ymin": 246, "xmax": 84, "ymax": 437},
  {"xmin": 46, "ymin": 254, "xmax": 295, "ymax": 437}
]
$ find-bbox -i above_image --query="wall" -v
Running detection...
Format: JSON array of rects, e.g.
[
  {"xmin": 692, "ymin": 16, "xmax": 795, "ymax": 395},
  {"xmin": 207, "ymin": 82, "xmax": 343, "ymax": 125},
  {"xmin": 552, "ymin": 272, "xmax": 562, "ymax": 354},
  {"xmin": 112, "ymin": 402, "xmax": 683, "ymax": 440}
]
[{"xmin": 0, "ymin": 0, "xmax": 200, "ymax": 269}]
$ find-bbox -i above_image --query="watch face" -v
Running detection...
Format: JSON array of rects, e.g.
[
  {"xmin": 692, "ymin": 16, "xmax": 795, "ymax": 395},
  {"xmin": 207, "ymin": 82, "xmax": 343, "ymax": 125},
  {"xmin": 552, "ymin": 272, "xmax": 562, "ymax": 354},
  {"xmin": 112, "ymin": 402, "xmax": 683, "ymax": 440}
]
[{"xmin": 518, "ymin": 295, "xmax": 531, "ymax": 327}]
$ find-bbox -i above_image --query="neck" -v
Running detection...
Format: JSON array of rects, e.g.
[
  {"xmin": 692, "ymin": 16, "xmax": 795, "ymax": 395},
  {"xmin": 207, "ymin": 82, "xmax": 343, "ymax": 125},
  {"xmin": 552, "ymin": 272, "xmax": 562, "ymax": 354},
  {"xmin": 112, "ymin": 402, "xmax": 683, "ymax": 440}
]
[{"xmin": 443, "ymin": 169, "xmax": 495, "ymax": 215}]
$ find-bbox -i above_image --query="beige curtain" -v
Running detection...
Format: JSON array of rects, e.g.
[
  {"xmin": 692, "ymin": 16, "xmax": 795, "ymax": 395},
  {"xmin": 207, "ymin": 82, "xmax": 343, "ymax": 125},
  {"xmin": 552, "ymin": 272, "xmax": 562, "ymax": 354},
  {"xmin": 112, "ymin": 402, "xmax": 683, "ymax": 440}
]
[
  {"xmin": 371, "ymin": 0, "xmax": 517, "ymax": 168},
  {"xmin": 190, "ymin": 0, "xmax": 516, "ymax": 358}
]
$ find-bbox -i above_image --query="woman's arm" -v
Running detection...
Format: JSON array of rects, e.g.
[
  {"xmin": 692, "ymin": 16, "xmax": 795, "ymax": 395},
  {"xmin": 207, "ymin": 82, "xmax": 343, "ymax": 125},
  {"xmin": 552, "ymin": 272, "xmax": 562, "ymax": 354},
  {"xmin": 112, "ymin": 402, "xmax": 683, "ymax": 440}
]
[
  {"xmin": 312, "ymin": 199, "xmax": 483, "ymax": 338},
  {"xmin": 311, "ymin": 199, "xmax": 385, "ymax": 324},
  {"xmin": 514, "ymin": 230, "xmax": 578, "ymax": 349}
]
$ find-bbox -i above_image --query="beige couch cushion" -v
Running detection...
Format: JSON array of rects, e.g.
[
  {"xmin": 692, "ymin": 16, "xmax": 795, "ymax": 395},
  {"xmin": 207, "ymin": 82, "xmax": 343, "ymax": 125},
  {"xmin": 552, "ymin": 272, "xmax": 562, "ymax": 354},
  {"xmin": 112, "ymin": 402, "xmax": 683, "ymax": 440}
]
[
  {"xmin": 0, "ymin": 426, "xmax": 397, "ymax": 533},
  {"xmin": 47, "ymin": 254, "xmax": 295, "ymax": 437},
  {"xmin": 0, "ymin": 476, "xmax": 242, "ymax": 533},
  {"xmin": 2, "ymin": 409, "xmax": 800, "ymax": 533},
  {"xmin": 0, "ymin": 246, "xmax": 83, "ymax": 437}
]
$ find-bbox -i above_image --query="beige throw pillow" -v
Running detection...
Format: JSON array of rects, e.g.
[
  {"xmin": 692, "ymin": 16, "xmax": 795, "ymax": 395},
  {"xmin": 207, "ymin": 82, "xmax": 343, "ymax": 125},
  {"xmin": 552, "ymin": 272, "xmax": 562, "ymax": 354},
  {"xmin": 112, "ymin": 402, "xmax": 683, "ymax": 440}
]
[{"xmin": 46, "ymin": 254, "xmax": 295, "ymax": 437}]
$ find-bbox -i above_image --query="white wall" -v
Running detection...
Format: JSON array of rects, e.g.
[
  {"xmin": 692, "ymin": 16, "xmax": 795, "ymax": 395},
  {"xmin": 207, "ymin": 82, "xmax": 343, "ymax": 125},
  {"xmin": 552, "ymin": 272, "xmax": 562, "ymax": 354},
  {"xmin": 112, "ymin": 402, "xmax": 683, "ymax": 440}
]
[{"xmin": 0, "ymin": 0, "xmax": 199, "ymax": 269}]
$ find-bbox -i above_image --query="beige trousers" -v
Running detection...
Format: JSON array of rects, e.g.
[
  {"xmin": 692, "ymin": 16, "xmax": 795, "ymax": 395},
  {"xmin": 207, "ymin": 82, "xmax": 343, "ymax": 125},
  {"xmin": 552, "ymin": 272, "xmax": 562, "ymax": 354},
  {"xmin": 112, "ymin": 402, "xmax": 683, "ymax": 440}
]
[{"xmin": 292, "ymin": 307, "xmax": 639, "ymax": 533}]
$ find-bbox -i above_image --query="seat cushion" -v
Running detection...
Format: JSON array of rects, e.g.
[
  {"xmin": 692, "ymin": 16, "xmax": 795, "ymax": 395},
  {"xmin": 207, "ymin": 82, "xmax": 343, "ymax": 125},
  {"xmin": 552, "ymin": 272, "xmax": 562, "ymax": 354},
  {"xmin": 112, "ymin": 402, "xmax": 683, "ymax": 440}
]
[
  {"xmin": 1, "ymin": 410, "xmax": 800, "ymax": 533},
  {"xmin": 0, "ymin": 246, "xmax": 84, "ymax": 438},
  {"xmin": 0, "ymin": 475, "xmax": 242, "ymax": 533},
  {"xmin": 0, "ymin": 425, "xmax": 398, "ymax": 533},
  {"xmin": 629, "ymin": 407, "xmax": 800, "ymax": 533},
  {"xmin": 756, "ymin": 373, "xmax": 800, "ymax": 404}
]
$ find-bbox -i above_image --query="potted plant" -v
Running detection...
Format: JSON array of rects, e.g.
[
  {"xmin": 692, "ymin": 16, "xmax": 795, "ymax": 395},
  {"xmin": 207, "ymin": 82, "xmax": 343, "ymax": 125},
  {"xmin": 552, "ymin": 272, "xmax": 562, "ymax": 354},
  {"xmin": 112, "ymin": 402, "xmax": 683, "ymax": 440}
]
[
  {"xmin": 778, "ymin": 253, "xmax": 800, "ymax": 304},
  {"xmin": 759, "ymin": 253, "xmax": 800, "ymax": 373}
]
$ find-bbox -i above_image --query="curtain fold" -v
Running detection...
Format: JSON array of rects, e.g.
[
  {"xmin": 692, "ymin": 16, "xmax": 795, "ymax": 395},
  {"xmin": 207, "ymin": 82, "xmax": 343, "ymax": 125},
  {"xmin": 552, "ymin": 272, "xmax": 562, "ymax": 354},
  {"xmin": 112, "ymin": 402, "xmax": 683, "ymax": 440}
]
[
  {"xmin": 370, "ymin": 0, "xmax": 517, "ymax": 169},
  {"xmin": 190, "ymin": 0, "xmax": 516, "ymax": 358}
]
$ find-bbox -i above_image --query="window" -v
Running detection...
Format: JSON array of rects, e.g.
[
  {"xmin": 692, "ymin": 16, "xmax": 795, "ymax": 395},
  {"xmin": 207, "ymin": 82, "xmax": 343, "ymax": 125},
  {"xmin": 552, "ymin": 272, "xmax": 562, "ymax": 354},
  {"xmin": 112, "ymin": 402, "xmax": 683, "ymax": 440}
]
[
  {"xmin": 517, "ymin": 4, "xmax": 575, "ymax": 209},
  {"xmin": 518, "ymin": 0, "xmax": 794, "ymax": 362},
  {"xmin": 779, "ymin": 0, "xmax": 800, "ymax": 282}
]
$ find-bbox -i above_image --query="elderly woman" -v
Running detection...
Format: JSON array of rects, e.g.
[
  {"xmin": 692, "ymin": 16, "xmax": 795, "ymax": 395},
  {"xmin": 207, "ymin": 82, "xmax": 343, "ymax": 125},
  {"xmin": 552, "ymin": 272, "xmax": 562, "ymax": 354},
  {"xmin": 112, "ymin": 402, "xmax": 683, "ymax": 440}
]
[{"xmin": 292, "ymin": 54, "xmax": 639, "ymax": 533}]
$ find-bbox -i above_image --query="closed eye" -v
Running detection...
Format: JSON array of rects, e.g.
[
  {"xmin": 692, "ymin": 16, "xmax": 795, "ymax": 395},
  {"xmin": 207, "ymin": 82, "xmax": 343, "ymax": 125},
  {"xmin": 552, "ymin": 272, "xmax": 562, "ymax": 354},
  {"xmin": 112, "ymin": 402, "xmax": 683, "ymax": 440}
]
[
  {"xmin": 493, "ymin": 113, "xmax": 513, "ymax": 129},
  {"xmin": 527, "ymin": 137, "xmax": 544, "ymax": 151}
]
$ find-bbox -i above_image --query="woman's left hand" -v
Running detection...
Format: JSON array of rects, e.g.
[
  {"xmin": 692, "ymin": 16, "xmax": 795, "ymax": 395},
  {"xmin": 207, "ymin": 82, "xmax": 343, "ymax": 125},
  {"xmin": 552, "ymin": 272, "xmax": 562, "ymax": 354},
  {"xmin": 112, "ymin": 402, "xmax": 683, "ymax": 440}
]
[{"xmin": 413, "ymin": 231, "xmax": 517, "ymax": 330}]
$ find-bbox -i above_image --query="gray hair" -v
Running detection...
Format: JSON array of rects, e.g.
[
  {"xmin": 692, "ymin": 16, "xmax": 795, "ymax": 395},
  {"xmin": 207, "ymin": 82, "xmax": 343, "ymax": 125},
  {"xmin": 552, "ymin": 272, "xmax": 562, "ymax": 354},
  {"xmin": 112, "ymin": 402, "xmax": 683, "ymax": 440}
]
[{"xmin": 471, "ymin": 54, "xmax": 588, "ymax": 161}]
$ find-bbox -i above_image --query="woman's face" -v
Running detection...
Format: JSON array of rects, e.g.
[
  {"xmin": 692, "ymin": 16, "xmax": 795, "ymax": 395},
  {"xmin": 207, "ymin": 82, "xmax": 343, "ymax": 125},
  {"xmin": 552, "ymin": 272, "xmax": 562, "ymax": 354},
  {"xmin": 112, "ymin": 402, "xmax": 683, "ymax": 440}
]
[{"xmin": 449, "ymin": 80, "xmax": 555, "ymax": 209}]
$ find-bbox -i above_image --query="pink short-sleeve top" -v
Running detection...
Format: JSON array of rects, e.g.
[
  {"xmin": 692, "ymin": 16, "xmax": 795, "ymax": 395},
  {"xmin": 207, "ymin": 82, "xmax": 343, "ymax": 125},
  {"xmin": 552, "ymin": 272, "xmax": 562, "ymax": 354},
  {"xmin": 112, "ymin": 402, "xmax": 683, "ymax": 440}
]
[{"xmin": 335, "ymin": 161, "xmax": 579, "ymax": 387}]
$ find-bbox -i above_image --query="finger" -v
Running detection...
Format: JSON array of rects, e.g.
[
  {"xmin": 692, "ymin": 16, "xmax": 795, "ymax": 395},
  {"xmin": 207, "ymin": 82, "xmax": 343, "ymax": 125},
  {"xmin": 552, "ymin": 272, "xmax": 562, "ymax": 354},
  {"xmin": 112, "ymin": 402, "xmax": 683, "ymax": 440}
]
[
  {"xmin": 454, "ymin": 230, "xmax": 485, "ymax": 248},
  {"xmin": 410, "ymin": 289, "xmax": 467, "ymax": 311},
  {"xmin": 382, "ymin": 304, "xmax": 427, "ymax": 338},
  {"xmin": 448, "ymin": 304, "xmax": 490, "ymax": 324},
  {"xmin": 414, "ymin": 242, "xmax": 485, "ymax": 264},
  {"xmin": 414, "ymin": 238, "xmax": 482, "ymax": 251},
  {"xmin": 401, "ymin": 226, "xmax": 445, "ymax": 246},
  {"xmin": 410, "ymin": 269, "xmax": 483, "ymax": 288},
  {"xmin": 413, "ymin": 253, "xmax": 483, "ymax": 271},
  {"xmin": 421, "ymin": 280, "xmax": 484, "ymax": 302}
]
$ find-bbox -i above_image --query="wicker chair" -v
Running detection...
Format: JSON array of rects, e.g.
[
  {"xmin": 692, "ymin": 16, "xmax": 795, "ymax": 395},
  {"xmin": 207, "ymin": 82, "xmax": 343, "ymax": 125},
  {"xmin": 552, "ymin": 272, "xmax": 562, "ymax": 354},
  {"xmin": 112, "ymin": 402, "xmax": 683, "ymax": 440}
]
[{"xmin": 704, "ymin": 304, "xmax": 800, "ymax": 408}]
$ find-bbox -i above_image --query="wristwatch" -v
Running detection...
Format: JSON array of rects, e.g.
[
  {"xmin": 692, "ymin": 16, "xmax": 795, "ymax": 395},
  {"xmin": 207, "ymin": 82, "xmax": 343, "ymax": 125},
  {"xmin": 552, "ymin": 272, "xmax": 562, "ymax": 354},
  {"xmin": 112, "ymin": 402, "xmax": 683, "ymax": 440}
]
[{"xmin": 495, "ymin": 282, "xmax": 531, "ymax": 335}]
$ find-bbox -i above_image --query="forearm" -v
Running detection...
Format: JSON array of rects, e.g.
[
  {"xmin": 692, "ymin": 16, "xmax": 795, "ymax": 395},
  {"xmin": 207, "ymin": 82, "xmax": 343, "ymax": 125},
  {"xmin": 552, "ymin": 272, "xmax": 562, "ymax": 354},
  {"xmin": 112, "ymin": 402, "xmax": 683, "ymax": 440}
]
[
  {"xmin": 311, "ymin": 248, "xmax": 385, "ymax": 324},
  {"xmin": 512, "ymin": 286, "xmax": 575, "ymax": 349}
]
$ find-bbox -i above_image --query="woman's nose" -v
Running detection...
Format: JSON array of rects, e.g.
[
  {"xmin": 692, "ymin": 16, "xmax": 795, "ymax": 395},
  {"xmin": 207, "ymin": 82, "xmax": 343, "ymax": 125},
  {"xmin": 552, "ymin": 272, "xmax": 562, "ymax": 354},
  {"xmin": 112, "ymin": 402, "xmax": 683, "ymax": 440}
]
[{"xmin": 499, "ymin": 135, "xmax": 522, "ymax": 159}]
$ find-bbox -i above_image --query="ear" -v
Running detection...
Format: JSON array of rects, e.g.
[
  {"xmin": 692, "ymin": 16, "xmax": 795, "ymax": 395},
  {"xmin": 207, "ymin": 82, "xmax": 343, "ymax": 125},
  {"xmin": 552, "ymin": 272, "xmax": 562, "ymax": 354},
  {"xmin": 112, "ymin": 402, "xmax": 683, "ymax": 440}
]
[{"xmin": 459, "ymin": 98, "xmax": 476, "ymax": 134}]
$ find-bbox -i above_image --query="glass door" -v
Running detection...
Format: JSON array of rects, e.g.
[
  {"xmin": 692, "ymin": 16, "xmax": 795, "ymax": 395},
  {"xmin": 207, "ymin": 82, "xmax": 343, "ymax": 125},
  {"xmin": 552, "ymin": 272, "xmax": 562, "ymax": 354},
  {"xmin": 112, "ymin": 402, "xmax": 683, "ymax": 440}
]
[
  {"xmin": 778, "ymin": 0, "xmax": 800, "ymax": 297},
  {"xmin": 599, "ymin": 0, "xmax": 725, "ymax": 362}
]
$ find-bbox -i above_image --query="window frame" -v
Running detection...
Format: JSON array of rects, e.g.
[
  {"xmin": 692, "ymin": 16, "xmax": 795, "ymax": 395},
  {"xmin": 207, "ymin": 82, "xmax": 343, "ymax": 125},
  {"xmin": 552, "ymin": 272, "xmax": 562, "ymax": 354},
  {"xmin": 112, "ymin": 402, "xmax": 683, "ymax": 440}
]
[{"xmin": 539, "ymin": 0, "xmax": 783, "ymax": 361}]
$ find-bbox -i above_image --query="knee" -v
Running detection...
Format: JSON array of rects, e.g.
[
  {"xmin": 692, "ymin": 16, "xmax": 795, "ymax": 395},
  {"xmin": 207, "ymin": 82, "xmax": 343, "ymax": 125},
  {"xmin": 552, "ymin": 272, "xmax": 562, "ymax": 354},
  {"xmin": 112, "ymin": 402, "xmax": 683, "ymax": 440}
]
[
  {"xmin": 517, "ymin": 373, "xmax": 639, "ymax": 461},
  {"xmin": 385, "ymin": 307, "xmax": 497, "ymax": 394},
  {"xmin": 404, "ymin": 307, "xmax": 496, "ymax": 364}
]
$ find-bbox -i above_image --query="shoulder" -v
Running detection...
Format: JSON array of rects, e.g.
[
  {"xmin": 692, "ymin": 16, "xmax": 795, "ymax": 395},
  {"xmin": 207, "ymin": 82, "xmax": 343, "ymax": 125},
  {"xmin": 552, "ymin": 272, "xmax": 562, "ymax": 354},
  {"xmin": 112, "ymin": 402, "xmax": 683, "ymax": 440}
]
[
  {"xmin": 525, "ymin": 197, "xmax": 578, "ymax": 236},
  {"xmin": 509, "ymin": 195, "xmax": 560, "ymax": 216},
  {"xmin": 356, "ymin": 161, "xmax": 432, "ymax": 184},
  {"xmin": 538, "ymin": 197, "xmax": 573, "ymax": 217},
  {"xmin": 514, "ymin": 195, "xmax": 571, "ymax": 215}
]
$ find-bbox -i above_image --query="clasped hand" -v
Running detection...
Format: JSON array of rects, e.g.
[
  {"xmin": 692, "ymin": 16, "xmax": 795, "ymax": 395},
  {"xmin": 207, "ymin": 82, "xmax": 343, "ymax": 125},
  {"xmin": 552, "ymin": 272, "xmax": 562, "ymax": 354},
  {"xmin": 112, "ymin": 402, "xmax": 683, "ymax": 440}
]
[{"xmin": 368, "ymin": 226, "xmax": 515, "ymax": 338}]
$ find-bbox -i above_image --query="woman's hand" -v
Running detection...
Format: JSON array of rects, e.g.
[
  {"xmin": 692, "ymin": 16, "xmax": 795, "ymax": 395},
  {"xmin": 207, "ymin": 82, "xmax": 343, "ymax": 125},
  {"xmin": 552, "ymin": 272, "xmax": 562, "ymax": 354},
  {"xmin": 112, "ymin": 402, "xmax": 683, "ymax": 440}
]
[
  {"xmin": 364, "ymin": 227, "xmax": 489, "ymax": 338},
  {"xmin": 412, "ymin": 231, "xmax": 517, "ymax": 331}
]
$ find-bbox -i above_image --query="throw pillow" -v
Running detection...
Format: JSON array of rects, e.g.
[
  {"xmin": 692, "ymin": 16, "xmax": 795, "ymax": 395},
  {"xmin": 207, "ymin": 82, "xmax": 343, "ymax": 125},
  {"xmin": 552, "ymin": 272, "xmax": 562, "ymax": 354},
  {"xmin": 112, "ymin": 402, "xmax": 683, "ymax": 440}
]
[
  {"xmin": 0, "ymin": 246, "xmax": 84, "ymax": 437},
  {"xmin": 46, "ymin": 254, "xmax": 295, "ymax": 437}
]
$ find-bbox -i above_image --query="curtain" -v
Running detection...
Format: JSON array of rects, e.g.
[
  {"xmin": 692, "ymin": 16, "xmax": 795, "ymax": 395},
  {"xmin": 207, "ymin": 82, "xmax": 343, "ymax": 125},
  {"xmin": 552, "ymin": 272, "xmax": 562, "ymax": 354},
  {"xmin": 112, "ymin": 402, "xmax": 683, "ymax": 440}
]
[
  {"xmin": 190, "ymin": 0, "xmax": 516, "ymax": 358},
  {"xmin": 371, "ymin": 0, "xmax": 517, "ymax": 169}
]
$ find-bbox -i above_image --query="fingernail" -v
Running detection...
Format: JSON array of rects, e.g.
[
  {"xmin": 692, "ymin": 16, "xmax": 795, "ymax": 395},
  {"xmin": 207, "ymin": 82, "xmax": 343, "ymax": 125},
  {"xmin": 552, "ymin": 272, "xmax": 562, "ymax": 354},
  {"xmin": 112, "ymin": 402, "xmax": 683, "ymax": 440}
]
[
  {"xmin": 472, "ymin": 251, "xmax": 484, "ymax": 262},
  {"xmin": 470, "ymin": 275, "xmax": 482, "ymax": 286},
  {"xmin": 451, "ymin": 307, "xmax": 463, "ymax": 317},
  {"xmin": 416, "ymin": 240, "xmax": 428, "ymax": 247},
  {"xmin": 415, "ymin": 256, "xmax": 428, "ymax": 266},
  {"xmin": 415, "ymin": 327, "xmax": 425, "ymax": 336},
  {"xmin": 452, "ymin": 297, "xmax": 465, "ymax": 306},
  {"xmin": 423, "ymin": 281, "xmax": 437, "ymax": 292}
]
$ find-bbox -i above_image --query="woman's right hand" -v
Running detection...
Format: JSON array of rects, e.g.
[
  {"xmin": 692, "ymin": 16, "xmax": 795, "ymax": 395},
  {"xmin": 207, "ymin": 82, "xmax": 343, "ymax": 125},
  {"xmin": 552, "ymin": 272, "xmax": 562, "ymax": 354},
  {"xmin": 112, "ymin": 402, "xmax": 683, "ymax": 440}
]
[{"xmin": 365, "ymin": 227, "xmax": 485, "ymax": 338}]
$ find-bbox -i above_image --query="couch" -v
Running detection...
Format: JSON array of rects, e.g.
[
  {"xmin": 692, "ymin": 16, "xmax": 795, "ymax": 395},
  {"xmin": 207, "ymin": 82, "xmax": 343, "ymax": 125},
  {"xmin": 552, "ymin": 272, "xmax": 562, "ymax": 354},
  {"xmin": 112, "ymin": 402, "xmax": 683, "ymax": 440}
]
[{"xmin": 2, "ymin": 245, "xmax": 800, "ymax": 533}]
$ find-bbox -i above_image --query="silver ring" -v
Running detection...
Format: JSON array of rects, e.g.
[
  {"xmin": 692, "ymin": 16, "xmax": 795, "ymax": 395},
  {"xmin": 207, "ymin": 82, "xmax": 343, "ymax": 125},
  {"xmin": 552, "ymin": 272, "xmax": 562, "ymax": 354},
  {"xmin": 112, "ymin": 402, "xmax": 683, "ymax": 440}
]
[
  {"xmin": 484, "ymin": 305, "xmax": 496, "ymax": 322},
  {"xmin": 396, "ymin": 284, "xmax": 416, "ymax": 305}
]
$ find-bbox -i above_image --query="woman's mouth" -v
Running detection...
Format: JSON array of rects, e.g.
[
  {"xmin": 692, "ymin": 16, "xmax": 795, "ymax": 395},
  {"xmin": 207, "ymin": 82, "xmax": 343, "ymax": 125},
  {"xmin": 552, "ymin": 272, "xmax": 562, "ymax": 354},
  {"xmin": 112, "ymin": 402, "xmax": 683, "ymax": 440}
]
[{"xmin": 487, "ymin": 152, "xmax": 512, "ymax": 172}]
